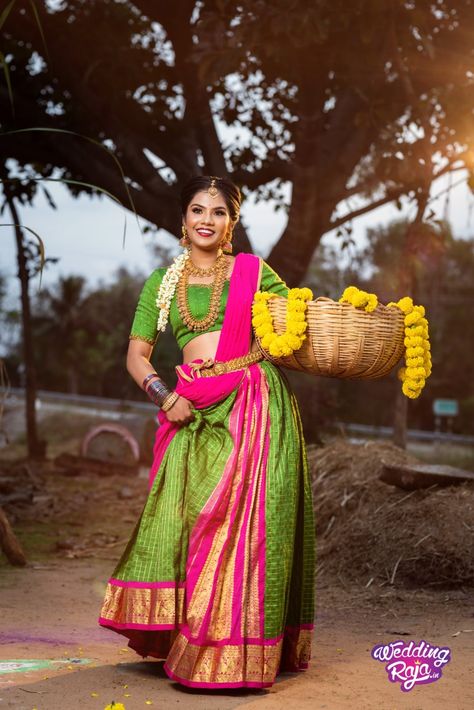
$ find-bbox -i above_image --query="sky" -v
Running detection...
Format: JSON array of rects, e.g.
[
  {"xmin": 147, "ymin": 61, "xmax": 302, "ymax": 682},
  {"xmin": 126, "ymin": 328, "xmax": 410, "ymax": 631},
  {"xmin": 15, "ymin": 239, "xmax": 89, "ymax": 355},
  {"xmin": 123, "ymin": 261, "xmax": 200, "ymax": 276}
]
[{"xmin": 1, "ymin": 166, "xmax": 474, "ymax": 309}]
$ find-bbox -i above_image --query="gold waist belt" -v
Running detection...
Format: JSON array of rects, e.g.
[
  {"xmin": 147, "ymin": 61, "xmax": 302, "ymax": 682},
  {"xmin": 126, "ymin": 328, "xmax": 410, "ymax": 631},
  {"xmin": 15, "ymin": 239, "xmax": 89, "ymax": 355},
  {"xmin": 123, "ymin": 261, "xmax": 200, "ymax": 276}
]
[{"xmin": 189, "ymin": 350, "xmax": 264, "ymax": 378}]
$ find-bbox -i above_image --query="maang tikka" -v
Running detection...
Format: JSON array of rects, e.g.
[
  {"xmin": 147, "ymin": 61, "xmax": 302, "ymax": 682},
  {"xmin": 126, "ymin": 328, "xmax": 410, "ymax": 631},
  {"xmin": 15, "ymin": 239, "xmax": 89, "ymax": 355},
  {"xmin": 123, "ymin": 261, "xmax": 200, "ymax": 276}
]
[{"xmin": 207, "ymin": 177, "xmax": 219, "ymax": 198}]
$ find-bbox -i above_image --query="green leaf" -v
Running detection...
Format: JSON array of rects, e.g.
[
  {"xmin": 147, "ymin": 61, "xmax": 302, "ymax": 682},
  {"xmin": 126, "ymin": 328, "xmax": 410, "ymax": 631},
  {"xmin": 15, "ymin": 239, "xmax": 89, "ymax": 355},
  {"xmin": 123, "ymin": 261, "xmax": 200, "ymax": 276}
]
[
  {"xmin": 0, "ymin": 221, "xmax": 45, "ymax": 288},
  {"xmin": 0, "ymin": 127, "xmax": 141, "ymax": 238},
  {"xmin": 28, "ymin": 0, "xmax": 51, "ymax": 64},
  {"xmin": 0, "ymin": 50, "xmax": 14, "ymax": 118},
  {"xmin": 0, "ymin": 0, "xmax": 16, "ymax": 32}
]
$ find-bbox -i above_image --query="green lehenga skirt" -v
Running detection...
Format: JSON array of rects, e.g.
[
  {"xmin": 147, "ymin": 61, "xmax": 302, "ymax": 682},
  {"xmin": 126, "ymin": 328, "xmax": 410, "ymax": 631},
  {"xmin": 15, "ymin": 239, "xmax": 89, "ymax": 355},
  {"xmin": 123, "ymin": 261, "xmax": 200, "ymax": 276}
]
[{"xmin": 99, "ymin": 359, "xmax": 315, "ymax": 688}]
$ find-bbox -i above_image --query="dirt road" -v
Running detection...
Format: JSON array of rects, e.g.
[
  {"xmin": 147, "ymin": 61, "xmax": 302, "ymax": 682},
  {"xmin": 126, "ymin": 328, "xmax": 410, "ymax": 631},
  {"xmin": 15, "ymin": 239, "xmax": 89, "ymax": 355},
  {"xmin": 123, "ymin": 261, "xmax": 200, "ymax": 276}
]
[
  {"xmin": 0, "ymin": 557, "xmax": 472, "ymax": 710},
  {"xmin": 0, "ymin": 450, "xmax": 473, "ymax": 710}
]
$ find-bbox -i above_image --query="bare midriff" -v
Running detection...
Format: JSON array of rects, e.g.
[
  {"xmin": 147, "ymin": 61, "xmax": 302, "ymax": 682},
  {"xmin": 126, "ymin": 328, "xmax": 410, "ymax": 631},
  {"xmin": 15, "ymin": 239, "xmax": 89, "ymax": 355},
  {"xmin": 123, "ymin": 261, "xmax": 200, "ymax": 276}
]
[{"xmin": 182, "ymin": 331, "xmax": 259, "ymax": 364}]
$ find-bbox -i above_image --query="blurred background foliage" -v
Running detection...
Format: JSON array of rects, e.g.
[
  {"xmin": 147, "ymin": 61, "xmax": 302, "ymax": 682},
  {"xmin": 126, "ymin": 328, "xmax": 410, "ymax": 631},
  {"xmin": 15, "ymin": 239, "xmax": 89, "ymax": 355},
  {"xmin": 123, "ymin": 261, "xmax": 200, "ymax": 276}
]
[{"xmin": 2, "ymin": 220, "xmax": 474, "ymax": 437}]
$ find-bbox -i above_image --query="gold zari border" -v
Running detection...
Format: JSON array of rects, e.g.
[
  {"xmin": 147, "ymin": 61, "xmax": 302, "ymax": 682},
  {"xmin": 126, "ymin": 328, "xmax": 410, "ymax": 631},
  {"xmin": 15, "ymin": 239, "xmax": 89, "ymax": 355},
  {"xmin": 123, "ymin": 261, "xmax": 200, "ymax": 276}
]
[
  {"xmin": 165, "ymin": 628, "xmax": 313, "ymax": 685},
  {"xmin": 100, "ymin": 583, "xmax": 185, "ymax": 626},
  {"xmin": 129, "ymin": 333, "xmax": 157, "ymax": 345}
]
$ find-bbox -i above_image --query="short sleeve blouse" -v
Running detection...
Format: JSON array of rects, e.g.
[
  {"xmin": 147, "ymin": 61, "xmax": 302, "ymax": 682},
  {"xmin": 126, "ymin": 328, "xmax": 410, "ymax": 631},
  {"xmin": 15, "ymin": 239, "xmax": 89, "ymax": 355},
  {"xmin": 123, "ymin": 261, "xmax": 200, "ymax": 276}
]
[{"xmin": 129, "ymin": 258, "xmax": 289, "ymax": 349}]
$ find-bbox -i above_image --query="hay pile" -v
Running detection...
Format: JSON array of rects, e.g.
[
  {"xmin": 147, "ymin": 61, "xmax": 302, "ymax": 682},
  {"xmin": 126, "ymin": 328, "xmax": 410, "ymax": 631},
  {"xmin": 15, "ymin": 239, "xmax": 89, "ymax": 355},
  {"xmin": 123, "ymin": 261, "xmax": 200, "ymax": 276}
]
[{"xmin": 308, "ymin": 439, "xmax": 474, "ymax": 589}]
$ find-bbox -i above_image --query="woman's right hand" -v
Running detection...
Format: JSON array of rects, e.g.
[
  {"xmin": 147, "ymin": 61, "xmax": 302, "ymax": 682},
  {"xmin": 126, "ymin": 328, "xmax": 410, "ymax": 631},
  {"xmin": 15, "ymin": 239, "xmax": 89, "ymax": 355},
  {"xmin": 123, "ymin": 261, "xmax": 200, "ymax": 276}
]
[{"xmin": 164, "ymin": 395, "xmax": 195, "ymax": 425}]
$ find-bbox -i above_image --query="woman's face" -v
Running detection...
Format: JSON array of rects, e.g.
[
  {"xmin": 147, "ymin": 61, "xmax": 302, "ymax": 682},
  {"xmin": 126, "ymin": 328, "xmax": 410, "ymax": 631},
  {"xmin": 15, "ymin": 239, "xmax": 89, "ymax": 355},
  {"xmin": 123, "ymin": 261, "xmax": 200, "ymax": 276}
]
[{"xmin": 183, "ymin": 190, "xmax": 232, "ymax": 253}]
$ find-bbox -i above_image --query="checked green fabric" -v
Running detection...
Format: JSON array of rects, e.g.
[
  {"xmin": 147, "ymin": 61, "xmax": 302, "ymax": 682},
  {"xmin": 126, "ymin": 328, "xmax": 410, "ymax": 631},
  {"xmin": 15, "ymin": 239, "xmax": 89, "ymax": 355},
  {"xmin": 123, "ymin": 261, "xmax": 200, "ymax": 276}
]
[{"xmin": 109, "ymin": 358, "xmax": 315, "ymax": 637}]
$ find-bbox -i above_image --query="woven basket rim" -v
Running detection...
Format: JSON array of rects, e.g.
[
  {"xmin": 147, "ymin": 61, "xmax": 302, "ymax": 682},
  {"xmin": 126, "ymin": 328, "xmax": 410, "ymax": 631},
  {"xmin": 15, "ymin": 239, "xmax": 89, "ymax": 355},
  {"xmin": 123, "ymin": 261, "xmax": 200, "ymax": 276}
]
[
  {"xmin": 264, "ymin": 294, "xmax": 401, "ymax": 313},
  {"xmin": 253, "ymin": 292, "xmax": 405, "ymax": 380}
]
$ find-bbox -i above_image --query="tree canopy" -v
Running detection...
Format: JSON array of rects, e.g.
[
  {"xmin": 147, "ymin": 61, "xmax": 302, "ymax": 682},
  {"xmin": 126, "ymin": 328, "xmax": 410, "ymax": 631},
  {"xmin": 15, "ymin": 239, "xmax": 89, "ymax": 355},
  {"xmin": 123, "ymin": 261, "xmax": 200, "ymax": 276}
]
[{"xmin": 2, "ymin": 0, "xmax": 474, "ymax": 282}]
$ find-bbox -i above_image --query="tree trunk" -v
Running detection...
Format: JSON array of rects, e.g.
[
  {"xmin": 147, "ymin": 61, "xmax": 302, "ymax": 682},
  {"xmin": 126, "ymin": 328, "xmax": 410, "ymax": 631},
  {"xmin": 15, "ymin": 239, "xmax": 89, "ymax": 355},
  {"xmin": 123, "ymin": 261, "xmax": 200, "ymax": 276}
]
[
  {"xmin": 0, "ymin": 506, "xmax": 27, "ymax": 566},
  {"xmin": 392, "ymin": 387, "xmax": 408, "ymax": 448},
  {"xmin": 391, "ymin": 185, "xmax": 431, "ymax": 448},
  {"xmin": 268, "ymin": 86, "xmax": 374, "ymax": 284},
  {"xmin": 5, "ymin": 192, "xmax": 45, "ymax": 459}
]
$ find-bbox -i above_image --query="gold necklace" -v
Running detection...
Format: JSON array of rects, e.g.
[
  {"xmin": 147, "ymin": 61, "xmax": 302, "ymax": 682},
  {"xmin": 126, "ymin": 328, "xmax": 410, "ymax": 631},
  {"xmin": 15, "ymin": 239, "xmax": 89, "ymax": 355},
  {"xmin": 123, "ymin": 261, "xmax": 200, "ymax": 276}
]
[
  {"xmin": 177, "ymin": 255, "xmax": 228, "ymax": 331},
  {"xmin": 187, "ymin": 254, "xmax": 225, "ymax": 277}
]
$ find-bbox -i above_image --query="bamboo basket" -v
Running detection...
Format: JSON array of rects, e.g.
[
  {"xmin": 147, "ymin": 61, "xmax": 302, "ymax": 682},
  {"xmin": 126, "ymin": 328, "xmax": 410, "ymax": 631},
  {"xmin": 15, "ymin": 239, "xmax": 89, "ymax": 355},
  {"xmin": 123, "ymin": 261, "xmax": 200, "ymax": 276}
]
[{"xmin": 254, "ymin": 296, "xmax": 405, "ymax": 379}]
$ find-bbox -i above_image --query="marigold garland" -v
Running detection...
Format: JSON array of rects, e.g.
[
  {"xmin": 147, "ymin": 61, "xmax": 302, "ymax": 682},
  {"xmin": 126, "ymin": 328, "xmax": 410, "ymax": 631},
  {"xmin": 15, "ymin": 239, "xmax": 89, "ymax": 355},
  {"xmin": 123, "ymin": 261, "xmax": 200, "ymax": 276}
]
[
  {"xmin": 339, "ymin": 285, "xmax": 432, "ymax": 399},
  {"xmin": 339, "ymin": 285, "xmax": 378, "ymax": 312},
  {"xmin": 386, "ymin": 296, "xmax": 432, "ymax": 399},
  {"xmin": 252, "ymin": 287, "xmax": 313, "ymax": 358}
]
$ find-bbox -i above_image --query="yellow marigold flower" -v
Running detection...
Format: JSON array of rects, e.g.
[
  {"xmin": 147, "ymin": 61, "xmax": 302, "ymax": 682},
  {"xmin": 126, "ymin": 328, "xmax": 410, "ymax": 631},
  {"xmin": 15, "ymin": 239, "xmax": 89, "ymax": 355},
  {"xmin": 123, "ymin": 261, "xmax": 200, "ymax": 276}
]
[
  {"xmin": 406, "ymin": 324, "xmax": 424, "ymax": 337},
  {"xmin": 252, "ymin": 313, "xmax": 267, "ymax": 327},
  {"xmin": 256, "ymin": 323, "xmax": 274, "ymax": 337},
  {"xmin": 396, "ymin": 296, "xmax": 414, "ymax": 313},
  {"xmin": 254, "ymin": 288, "xmax": 309, "ymax": 359},
  {"xmin": 402, "ymin": 381, "xmax": 421, "ymax": 398},
  {"xmin": 302, "ymin": 287, "xmax": 313, "ymax": 300},
  {"xmin": 339, "ymin": 285, "xmax": 378, "ymax": 312},
  {"xmin": 289, "ymin": 310, "xmax": 306, "ymax": 322},
  {"xmin": 365, "ymin": 294, "xmax": 378, "ymax": 312},
  {"xmin": 254, "ymin": 291, "xmax": 274, "ymax": 301},
  {"xmin": 404, "ymin": 335, "xmax": 424, "ymax": 348},
  {"xmin": 403, "ymin": 377, "xmax": 422, "ymax": 390},
  {"xmin": 405, "ymin": 366, "xmax": 426, "ymax": 380},
  {"xmin": 286, "ymin": 334, "xmax": 302, "ymax": 350},
  {"xmin": 406, "ymin": 356, "xmax": 424, "ymax": 368},
  {"xmin": 361, "ymin": 290, "xmax": 431, "ymax": 399},
  {"xmin": 352, "ymin": 293, "xmax": 366, "ymax": 307},
  {"xmin": 406, "ymin": 346, "xmax": 424, "ymax": 358},
  {"xmin": 104, "ymin": 703, "xmax": 126, "ymax": 710},
  {"xmin": 339, "ymin": 286, "xmax": 359, "ymax": 301},
  {"xmin": 287, "ymin": 322, "xmax": 307, "ymax": 336},
  {"xmin": 289, "ymin": 300, "xmax": 307, "ymax": 312},
  {"xmin": 405, "ymin": 310, "xmax": 422, "ymax": 326},
  {"xmin": 269, "ymin": 340, "xmax": 288, "ymax": 357}
]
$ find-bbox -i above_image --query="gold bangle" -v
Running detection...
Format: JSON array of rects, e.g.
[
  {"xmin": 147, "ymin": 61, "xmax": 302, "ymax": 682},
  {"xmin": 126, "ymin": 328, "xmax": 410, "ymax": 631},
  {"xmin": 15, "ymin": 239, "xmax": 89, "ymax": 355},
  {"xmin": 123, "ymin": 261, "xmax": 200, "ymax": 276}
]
[{"xmin": 161, "ymin": 391, "xmax": 180, "ymax": 412}]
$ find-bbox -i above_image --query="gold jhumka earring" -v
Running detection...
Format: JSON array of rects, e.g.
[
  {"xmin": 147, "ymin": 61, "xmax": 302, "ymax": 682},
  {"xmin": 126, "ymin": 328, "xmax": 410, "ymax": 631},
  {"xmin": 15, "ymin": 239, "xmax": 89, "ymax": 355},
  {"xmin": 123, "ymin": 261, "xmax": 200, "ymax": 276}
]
[
  {"xmin": 221, "ymin": 230, "xmax": 233, "ymax": 254},
  {"xmin": 180, "ymin": 224, "xmax": 191, "ymax": 248}
]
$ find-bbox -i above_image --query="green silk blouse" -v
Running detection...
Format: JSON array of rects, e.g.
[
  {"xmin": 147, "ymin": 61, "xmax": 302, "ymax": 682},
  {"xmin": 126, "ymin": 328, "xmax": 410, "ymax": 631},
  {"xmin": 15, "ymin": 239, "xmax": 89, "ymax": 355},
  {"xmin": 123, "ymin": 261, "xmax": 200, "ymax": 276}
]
[{"xmin": 129, "ymin": 259, "xmax": 289, "ymax": 350}]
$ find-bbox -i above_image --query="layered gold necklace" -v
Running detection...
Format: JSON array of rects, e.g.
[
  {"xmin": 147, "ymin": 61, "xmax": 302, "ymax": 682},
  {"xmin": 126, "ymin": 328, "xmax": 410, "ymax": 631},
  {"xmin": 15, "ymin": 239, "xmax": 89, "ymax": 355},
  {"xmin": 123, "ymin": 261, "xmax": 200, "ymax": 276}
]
[{"xmin": 177, "ymin": 253, "xmax": 228, "ymax": 331}]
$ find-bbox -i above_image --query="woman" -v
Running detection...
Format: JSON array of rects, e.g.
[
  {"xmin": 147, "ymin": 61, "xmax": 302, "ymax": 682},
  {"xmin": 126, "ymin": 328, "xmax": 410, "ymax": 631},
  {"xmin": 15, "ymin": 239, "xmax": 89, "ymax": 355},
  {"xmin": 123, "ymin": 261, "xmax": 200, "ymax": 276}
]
[{"xmin": 98, "ymin": 175, "xmax": 316, "ymax": 689}]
